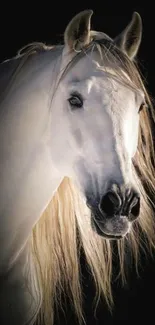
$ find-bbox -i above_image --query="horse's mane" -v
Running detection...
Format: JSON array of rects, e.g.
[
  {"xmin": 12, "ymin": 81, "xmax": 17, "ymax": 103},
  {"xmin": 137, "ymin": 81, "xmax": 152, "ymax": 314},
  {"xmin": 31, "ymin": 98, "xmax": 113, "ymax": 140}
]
[{"xmin": 2, "ymin": 34, "xmax": 155, "ymax": 325}]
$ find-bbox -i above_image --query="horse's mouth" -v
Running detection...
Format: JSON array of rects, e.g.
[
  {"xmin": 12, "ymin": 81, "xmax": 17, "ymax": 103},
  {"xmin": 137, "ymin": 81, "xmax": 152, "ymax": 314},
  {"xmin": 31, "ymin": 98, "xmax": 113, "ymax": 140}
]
[
  {"xmin": 91, "ymin": 213, "xmax": 131, "ymax": 240},
  {"xmin": 93, "ymin": 219, "xmax": 123, "ymax": 239}
]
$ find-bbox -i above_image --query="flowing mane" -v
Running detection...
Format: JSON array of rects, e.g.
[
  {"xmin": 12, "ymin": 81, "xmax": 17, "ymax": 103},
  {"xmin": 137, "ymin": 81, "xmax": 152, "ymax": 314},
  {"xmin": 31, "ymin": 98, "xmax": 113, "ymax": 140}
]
[{"xmin": 0, "ymin": 12, "xmax": 155, "ymax": 325}]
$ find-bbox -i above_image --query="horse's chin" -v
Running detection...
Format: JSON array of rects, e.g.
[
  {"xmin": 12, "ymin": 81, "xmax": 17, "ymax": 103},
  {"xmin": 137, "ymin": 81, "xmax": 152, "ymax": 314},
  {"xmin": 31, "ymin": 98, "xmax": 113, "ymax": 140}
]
[{"xmin": 91, "ymin": 214, "xmax": 131, "ymax": 240}]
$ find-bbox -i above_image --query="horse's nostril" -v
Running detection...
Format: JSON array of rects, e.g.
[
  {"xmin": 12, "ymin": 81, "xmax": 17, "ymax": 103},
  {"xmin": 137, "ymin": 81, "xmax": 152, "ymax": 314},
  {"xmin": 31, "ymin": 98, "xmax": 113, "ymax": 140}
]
[
  {"xmin": 130, "ymin": 196, "xmax": 140, "ymax": 220},
  {"xmin": 99, "ymin": 191, "xmax": 121, "ymax": 216},
  {"xmin": 108, "ymin": 191, "xmax": 121, "ymax": 207},
  {"xmin": 99, "ymin": 187, "xmax": 140, "ymax": 220}
]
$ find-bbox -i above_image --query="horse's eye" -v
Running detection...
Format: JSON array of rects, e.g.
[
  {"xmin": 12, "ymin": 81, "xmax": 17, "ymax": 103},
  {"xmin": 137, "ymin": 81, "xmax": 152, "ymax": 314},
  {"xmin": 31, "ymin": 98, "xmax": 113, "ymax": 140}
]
[
  {"xmin": 139, "ymin": 102, "xmax": 147, "ymax": 113},
  {"xmin": 68, "ymin": 94, "xmax": 83, "ymax": 110}
]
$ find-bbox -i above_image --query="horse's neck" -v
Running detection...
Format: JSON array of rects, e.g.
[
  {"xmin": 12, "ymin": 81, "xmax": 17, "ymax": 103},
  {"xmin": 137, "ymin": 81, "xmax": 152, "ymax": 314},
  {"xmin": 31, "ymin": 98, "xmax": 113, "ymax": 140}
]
[
  {"xmin": 0, "ymin": 46, "xmax": 63, "ymax": 272},
  {"xmin": 0, "ymin": 57, "xmax": 20, "ymax": 99},
  {"xmin": 0, "ymin": 46, "xmax": 63, "ymax": 105}
]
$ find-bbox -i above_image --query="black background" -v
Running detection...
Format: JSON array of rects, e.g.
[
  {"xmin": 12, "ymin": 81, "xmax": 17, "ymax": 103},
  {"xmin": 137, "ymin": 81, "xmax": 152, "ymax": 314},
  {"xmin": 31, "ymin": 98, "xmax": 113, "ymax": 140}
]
[{"xmin": 1, "ymin": 2, "xmax": 155, "ymax": 324}]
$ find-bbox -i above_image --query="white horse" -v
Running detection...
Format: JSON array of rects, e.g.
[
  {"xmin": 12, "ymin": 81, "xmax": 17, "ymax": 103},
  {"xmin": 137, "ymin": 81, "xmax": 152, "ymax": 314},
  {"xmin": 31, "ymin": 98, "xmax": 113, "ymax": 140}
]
[{"xmin": 0, "ymin": 10, "xmax": 155, "ymax": 325}]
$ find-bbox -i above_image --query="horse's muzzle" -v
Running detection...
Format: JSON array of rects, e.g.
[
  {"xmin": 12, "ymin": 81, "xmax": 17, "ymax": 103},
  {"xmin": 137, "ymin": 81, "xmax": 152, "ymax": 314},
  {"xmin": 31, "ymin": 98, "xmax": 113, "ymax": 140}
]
[{"xmin": 87, "ymin": 185, "xmax": 140, "ymax": 239}]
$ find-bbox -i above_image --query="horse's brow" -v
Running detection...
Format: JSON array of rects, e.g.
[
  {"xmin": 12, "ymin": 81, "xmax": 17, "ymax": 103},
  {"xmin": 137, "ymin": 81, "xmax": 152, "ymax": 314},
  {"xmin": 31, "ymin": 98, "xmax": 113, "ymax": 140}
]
[
  {"xmin": 68, "ymin": 75, "xmax": 144, "ymax": 99},
  {"xmin": 68, "ymin": 77, "xmax": 94, "ymax": 88}
]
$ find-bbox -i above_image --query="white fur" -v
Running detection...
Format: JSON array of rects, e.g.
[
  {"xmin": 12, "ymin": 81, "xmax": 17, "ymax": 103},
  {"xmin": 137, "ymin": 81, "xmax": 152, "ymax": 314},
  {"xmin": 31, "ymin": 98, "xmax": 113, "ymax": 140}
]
[{"xmin": 0, "ymin": 33, "xmax": 144, "ymax": 325}]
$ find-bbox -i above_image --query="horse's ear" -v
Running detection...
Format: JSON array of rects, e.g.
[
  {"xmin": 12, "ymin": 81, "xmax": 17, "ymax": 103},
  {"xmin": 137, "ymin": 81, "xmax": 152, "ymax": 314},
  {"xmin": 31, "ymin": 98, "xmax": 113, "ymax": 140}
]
[
  {"xmin": 64, "ymin": 10, "xmax": 93, "ymax": 52},
  {"xmin": 114, "ymin": 12, "xmax": 142, "ymax": 60}
]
